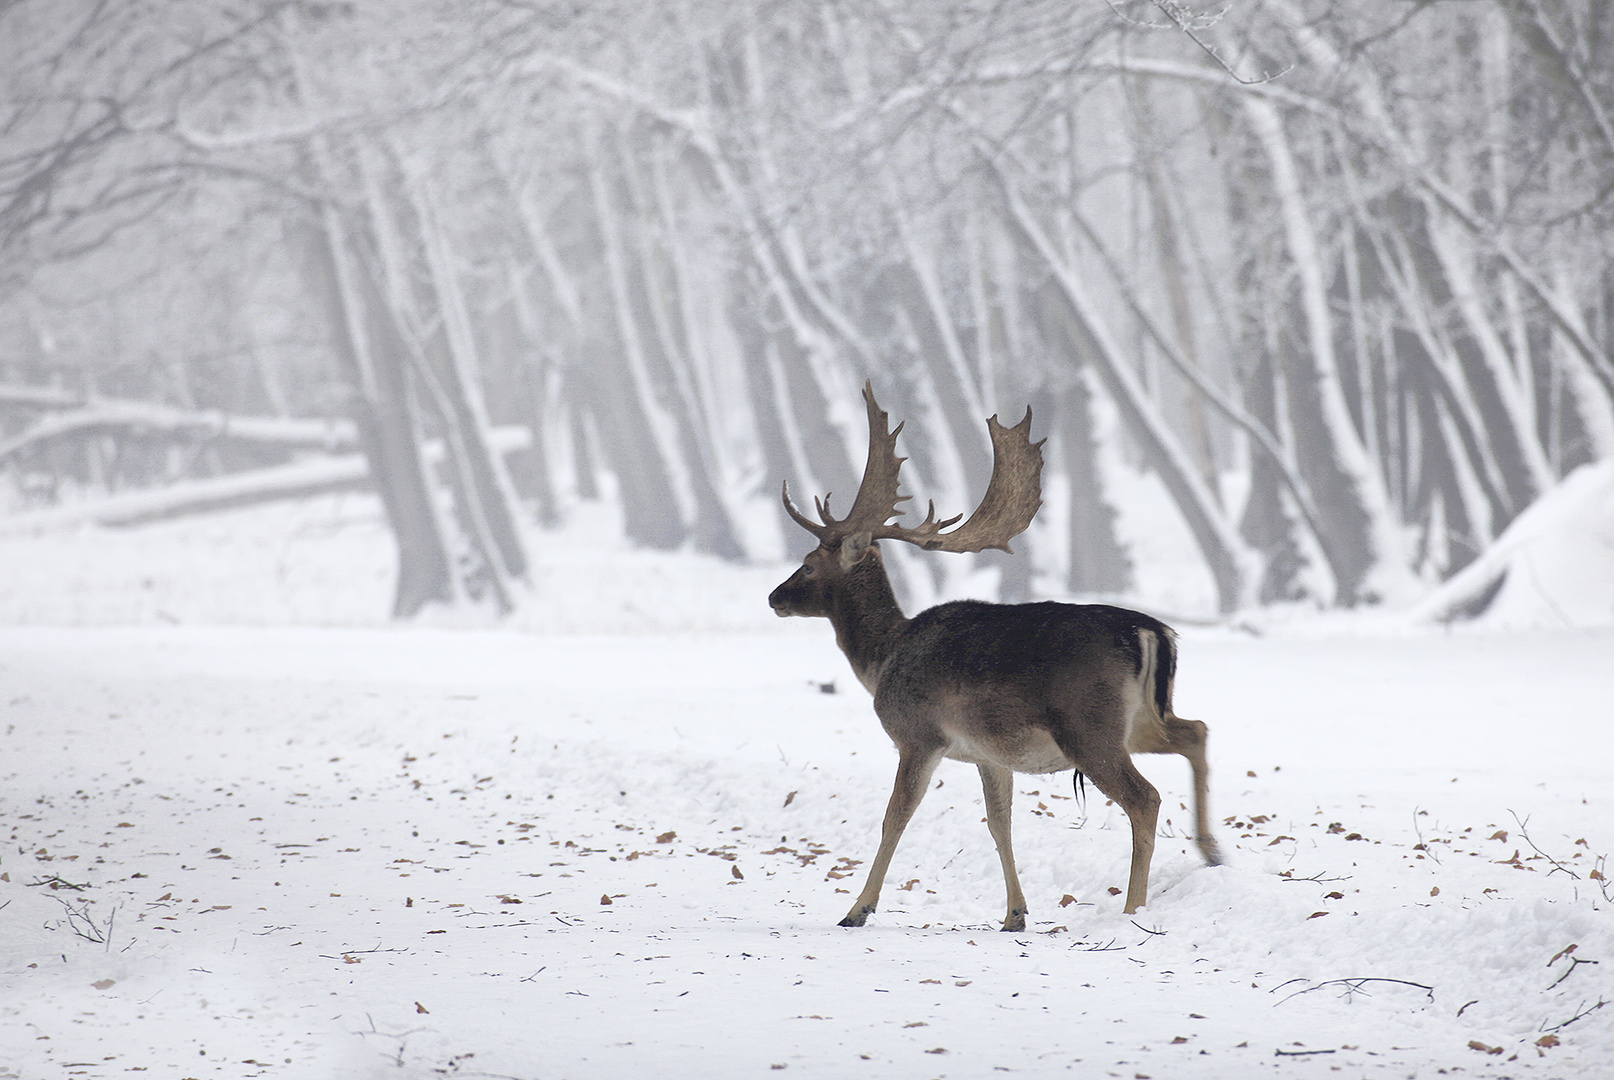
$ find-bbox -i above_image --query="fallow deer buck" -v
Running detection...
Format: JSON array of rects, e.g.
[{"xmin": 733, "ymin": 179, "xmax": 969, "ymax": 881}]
[{"xmin": 769, "ymin": 382, "xmax": 1222, "ymax": 931}]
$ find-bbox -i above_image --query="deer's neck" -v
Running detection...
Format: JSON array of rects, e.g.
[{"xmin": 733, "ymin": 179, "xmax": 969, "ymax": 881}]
[{"xmin": 830, "ymin": 556, "xmax": 910, "ymax": 695}]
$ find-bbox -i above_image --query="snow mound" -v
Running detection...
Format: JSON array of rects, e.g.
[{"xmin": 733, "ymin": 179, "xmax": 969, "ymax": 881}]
[{"xmin": 1410, "ymin": 459, "xmax": 1614, "ymax": 629}]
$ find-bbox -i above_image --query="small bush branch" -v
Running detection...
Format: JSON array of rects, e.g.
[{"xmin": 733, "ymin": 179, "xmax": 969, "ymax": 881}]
[
  {"xmin": 1412, "ymin": 807, "xmax": 1440, "ymax": 865},
  {"xmin": 1509, "ymin": 811, "xmax": 1580, "ymax": 880}
]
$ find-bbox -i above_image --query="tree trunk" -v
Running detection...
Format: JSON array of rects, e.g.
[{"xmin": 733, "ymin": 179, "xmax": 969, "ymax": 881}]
[
  {"xmin": 1057, "ymin": 370, "xmax": 1131, "ymax": 596},
  {"xmin": 994, "ymin": 164, "xmax": 1254, "ymax": 613},
  {"xmin": 409, "ymin": 173, "xmax": 531, "ymax": 581},
  {"xmin": 587, "ymin": 149, "xmax": 698, "ymax": 551},
  {"xmin": 304, "ymin": 193, "xmax": 455, "ymax": 618},
  {"xmin": 619, "ymin": 130, "xmax": 745, "ymax": 560},
  {"xmin": 1244, "ymin": 94, "xmax": 1413, "ymax": 605}
]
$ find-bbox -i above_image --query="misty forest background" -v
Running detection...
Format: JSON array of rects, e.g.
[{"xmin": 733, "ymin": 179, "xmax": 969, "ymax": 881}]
[{"xmin": 2, "ymin": 0, "xmax": 1611, "ymax": 621}]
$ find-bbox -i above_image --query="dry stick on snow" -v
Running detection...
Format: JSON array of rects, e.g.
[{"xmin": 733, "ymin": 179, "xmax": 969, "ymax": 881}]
[
  {"xmin": 1273, "ymin": 977, "xmax": 1435, "ymax": 1007},
  {"xmin": 318, "ymin": 944, "xmax": 409, "ymax": 961},
  {"xmin": 1546, "ymin": 945, "xmax": 1600, "ymax": 991},
  {"xmin": 49, "ymin": 896, "xmax": 117, "ymax": 949},
  {"xmin": 25, "ymin": 875, "xmax": 90, "ymax": 891},
  {"xmin": 357, "ymin": 1013, "xmax": 429, "ymax": 1071},
  {"xmin": 1539, "ymin": 998, "xmax": 1608, "ymax": 1035},
  {"xmin": 1280, "ymin": 870, "xmax": 1351, "ymax": 884}
]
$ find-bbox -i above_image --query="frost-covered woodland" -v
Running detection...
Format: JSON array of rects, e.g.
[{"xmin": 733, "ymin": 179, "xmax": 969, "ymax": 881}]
[
  {"xmin": 3, "ymin": 0, "xmax": 1613, "ymax": 623},
  {"xmin": 4, "ymin": 6, "xmax": 1614, "ymax": 1078}
]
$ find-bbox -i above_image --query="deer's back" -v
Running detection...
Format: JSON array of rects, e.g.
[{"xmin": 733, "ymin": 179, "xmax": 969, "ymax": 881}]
[{"xmin": 873, "ymin": 601, "xmax": 1175, "ymax": 769}]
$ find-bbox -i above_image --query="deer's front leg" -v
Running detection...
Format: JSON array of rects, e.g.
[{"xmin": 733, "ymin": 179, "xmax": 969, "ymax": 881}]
[{"xmin": 840, "ymin": 746, "xmax": 944, "ymax": 927}]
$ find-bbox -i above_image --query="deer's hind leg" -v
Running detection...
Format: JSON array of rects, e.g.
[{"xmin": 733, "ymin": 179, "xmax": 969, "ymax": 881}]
[
  {"xmin": 1128, "ymin": 713, "xmax": 1223, "ymax": 869},
  {"xmin": 1077, "ymin": 751, "xmax": 1161, "ymax": 914},
  {"xmin": 978, "ymin": 763, "xmax": 1028, "ymax": 932},
  {"xmin": 1046, "ymin": 699, "xmax": 1161, "ymax": 914},
  {"xmin": 1163, "ymin": 715, "xmax": 1222, "ymax": 866}
]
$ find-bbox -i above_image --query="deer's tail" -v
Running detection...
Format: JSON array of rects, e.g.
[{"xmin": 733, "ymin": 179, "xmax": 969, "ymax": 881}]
[{"xmin": 1136, "ymin": 623, "xmax": 1177, "ymax": 726}]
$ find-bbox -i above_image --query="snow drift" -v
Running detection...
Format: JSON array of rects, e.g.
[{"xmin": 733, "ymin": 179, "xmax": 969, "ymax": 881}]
[{"xmin": 1410, "ymin": 459, "xmax": 1614, "ymax": 630}]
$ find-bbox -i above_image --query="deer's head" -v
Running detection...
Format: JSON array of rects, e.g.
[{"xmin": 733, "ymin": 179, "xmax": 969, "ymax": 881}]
[{"xmin": 769, "ymin": 382, "xmax": 1045, "ymax": 620}]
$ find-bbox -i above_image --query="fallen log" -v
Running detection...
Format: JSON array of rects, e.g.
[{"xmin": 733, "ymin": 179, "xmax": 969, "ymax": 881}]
[
  {"xmin": 0, "ymin": 398, "xmax": 359, "ymax": 462},
  {"xmin": 0, "ymin": 426, "xmax": 532, "ymax": 533}
]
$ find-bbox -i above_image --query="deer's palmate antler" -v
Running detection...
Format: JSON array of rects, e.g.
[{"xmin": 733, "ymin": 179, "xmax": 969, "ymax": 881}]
[
  {"xmin": 781, "ymin": 381, "xmax": 1043, "ymax": 554},
  {"xmin": 770, "ymin": 382, "xmax": 1222, "ymax": 931}
]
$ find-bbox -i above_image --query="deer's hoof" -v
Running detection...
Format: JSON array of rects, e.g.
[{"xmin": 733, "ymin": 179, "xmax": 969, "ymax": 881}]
[
  {"xmin": 839, "ymin": 904, "xmax": 874, "ymax": 927},
  {"xmin": 1000, "ymin": 908, "xmax": 1027, "ymax": 933}
]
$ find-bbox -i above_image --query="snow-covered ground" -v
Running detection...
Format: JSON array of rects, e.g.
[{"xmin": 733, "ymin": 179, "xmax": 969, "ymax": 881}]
[{"xmin": 2, "ymin": 493, "xmax": 1612, "ymax": 1079}]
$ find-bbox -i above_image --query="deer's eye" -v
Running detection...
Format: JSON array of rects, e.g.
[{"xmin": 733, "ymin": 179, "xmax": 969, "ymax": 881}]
[{"xmin": 802, "ymin": 564, "xmax": 816, "ymax": 577}]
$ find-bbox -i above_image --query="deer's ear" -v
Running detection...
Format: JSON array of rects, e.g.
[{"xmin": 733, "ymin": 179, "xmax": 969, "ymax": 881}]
[{"xmin": 839, "ymin": 531, "xmax": 873, "ymax": 571}]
